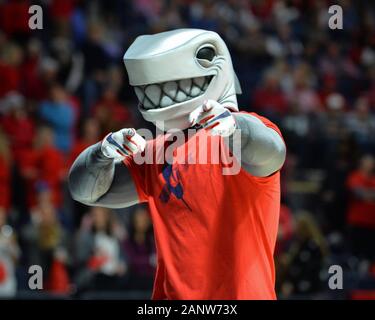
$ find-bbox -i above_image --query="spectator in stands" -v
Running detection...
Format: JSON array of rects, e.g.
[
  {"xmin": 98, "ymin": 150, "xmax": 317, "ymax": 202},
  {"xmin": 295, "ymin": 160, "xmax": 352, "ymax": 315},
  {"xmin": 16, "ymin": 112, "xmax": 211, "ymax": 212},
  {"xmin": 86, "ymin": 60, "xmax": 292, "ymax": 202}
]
[
  {"xmin": 0, "ymin": 41, "xmax": 23, "ymax": 98},
  {"xmin": 277, "ymin": 212, "xmax": 328, "ymax": 298},
  {"xmin": 321, "ymin": 93, "xmax": 348, "ymax": 164},
  {"xmin": 69, "ymin": 118, "xmax": 100, "ymax": 166},
  {"xmin": 324, "ymin": 93, "xmax": 347, "ymax": 138},
  {"xmin": 0, "ymin": 92, "xmax": 35, "ymax": 164},
  {"xmin": 0, "ymin": 207, "xmax": 20, "ymax": 297},
  {"xmin": 21, "ymin": 39, "xmax": 50, "ymax": 101},
  {"xmin": 288, "ymin": 62, "xmax": 322, "ymax": 114},
  {"xmin": 346, "ymin": 96, "xmax": 375, "ymax": 153},
  {"xmin": 49, "ymin": 37, "xmax": 84, "ymax": 94},
  {"xmin": 20, "ymin": 126, "xmax": 65, "ymax": 209},
  {"xmin": 92, "ymin": 85, "xmax": 133, "ymax": 135},
  {"xmin": 252, "ymin": 70, "xmax": 288, "ymax": 118},
  {"xmin": 21, "ymin": 192, "xmax": 70, "ymax": 294},
  {"xmin": 318, "ymin": 42, "xmax": 360, "ymax": 96},
  {"xmin": 0, "ymin": 0, "xmax": 30, "ymax": 38},
  {"xmin": 81, "ymin": 21, "xmax": 111, "ymax": 114},
  {"xmin": 123, "ymin": 205, "xmax": 156, "ymax": 290},
  {"xmin": 39, "ymin": 83, "xmax": 75, "ymax": 153},
  {"xmin": 319, "ymin": 138, "xmax": 354, "ymax": 233},
  {"xmin": 74, "ymin": 207, "xmax": 127, "ymax": 293},
  {"xmin": 346, "ymin": 155, "xmax": 375, "ymax": 260}
]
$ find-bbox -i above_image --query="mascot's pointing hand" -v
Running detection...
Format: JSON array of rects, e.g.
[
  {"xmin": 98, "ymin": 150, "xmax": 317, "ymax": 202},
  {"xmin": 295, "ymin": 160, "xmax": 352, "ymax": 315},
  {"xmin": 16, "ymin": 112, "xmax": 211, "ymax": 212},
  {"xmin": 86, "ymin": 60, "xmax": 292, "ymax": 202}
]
[
  {"xmin": 101, "ymin": 128, "xmax": 146, "ymax": 159},
  {"xmin": 191, "ymin": 100, "xmax": 237, "ymax": 137}
]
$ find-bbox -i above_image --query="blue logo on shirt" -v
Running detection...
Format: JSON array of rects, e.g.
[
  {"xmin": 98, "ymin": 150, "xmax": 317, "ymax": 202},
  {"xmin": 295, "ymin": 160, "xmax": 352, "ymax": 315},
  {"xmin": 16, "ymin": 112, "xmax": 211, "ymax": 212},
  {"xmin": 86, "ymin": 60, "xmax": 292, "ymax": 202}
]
[{"xmin": 159, "ymin": 164, "xmax": 192, "ymax": 211}]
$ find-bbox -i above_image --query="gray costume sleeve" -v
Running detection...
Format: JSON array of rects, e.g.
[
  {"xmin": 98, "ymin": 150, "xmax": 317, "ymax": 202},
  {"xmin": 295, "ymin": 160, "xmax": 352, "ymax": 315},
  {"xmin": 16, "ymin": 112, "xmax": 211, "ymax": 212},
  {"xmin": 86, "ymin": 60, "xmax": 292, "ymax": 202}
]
[
  {"xmin": 231, "ymin": 113, "xmax": 286, "ymax": 177},
  {"xmin": 68, "ymin": 142, "xmax": 139, "ymax": 208}
]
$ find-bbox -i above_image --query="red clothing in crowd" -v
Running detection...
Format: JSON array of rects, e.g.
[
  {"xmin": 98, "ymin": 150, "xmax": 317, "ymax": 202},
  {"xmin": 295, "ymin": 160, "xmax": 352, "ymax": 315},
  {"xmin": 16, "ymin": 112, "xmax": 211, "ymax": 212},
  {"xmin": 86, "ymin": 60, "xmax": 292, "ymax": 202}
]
[
  {"xmin": 252, "ymin": 87, "xmax": 288, "ymax": 114},
  {"xmin": 21, "ymin": 56, "xmax": 48, "ymax": 101},
  {"xmin": 49, "ymin": 0, "xmax": 76, "ymax": 20},
  {"xmin": 20, "ymin": 146, "xmax": 65, "ymax": 208},
  {"xmin": 0, "ymin": 0, "xmax": 30, "ymax": 36},
  {"xmin": 92, "ymin": 98, "xmax": 132, "ymax": 131},
  {"xmin": 1, "ymin": 115, "xmax": 35, "ymax": 164},
  {"xmin": 0, "ymin": 62, "xmax": 21, "ymax": 98},
  {"xmin": 250, "ymin": 0, "xmax": 275, "ymax": 19},
  {"xmin": 318, "ymin": 74, "xmax": 338, "ymax": 108},
  {"xmin": 0, "ymin": 156, "xmax": 11, "ymax": 210},
  {"xmin": 346, "ymin": 170, "xmax": 375, "ymax": 229},
  {"xmin": 45, "ymin": 260, "xmax": 71, "ymax": 294}
]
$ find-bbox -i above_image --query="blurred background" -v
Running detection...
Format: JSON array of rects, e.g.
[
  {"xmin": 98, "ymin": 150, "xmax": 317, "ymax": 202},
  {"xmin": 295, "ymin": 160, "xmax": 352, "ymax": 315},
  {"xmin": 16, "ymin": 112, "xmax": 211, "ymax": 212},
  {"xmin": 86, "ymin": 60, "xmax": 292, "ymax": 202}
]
[{"xmin": 0, "ymin": 0, "xmax": 374, "ymax": 300}]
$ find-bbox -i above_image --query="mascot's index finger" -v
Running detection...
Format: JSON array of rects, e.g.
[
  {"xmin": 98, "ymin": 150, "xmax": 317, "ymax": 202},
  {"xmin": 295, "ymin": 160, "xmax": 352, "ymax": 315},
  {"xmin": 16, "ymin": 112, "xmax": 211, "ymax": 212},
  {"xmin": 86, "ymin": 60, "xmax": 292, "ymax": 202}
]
[{"xmin": 121, "ymin": 128, "xmax": 136, "ymax": 138}]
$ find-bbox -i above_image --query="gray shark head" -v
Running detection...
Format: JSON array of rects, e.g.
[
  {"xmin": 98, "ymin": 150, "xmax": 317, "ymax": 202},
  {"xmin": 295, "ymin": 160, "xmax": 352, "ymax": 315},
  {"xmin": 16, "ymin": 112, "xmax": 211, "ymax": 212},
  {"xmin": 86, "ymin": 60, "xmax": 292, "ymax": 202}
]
[{"xmin": 124, "ymin": 28, "xmax": 241, "ymax": 131}]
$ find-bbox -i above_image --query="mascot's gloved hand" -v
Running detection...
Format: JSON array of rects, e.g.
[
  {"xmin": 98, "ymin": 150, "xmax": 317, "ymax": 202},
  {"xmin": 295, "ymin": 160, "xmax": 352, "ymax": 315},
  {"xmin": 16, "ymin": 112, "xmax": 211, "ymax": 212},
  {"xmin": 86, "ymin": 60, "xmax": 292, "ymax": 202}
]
[
  {"xmin": 190, "ymin": 100, "xmax": 237, "ymax": 137},
  {"xmin": 101, "ymin": 128, "xmax": 146, "ymax": 159}
]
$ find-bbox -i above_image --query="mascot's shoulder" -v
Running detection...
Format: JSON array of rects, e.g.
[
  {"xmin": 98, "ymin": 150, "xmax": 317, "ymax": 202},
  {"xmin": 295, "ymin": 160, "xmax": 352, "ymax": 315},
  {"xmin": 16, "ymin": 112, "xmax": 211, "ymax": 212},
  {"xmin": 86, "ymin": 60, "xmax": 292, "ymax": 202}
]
[{"xmin": 237, "ymin": 111, "xmax": 283, "ymax": 137}]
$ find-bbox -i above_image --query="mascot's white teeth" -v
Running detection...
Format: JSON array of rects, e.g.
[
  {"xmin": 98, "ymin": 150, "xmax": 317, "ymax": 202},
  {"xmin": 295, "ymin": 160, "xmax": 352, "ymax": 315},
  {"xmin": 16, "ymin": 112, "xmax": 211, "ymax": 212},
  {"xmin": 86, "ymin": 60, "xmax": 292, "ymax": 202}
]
[{"xmin": 134, "ymin": 76, "xmax": 212, "ymax": 110}]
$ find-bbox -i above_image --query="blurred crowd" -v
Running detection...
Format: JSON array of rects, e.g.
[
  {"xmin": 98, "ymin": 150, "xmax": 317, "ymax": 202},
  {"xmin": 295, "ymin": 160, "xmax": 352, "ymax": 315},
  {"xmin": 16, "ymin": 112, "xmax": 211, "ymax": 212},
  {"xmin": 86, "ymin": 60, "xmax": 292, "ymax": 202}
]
[{"xmin": 0, "ymin": 0, "xmax": 374, "ymax": 299}]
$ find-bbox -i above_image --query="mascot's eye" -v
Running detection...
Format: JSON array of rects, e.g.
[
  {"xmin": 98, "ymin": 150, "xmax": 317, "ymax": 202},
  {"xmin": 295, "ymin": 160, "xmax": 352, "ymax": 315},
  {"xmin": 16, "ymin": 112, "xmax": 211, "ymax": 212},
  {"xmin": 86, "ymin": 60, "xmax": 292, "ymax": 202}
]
[{"xmin": 196, "ymin": 47, "xmax": 215, "ymax": 61}]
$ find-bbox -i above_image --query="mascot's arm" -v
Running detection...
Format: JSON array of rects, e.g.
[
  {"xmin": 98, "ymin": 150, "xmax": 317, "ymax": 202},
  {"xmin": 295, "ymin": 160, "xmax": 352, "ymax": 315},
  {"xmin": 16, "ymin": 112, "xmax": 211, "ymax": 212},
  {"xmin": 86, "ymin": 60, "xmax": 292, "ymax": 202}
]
[
  {"xmin": 232, "ymin": 113, "xmax": 286, "ymax": 177},
  {"xmin": 68, "ymin": 129, "xmax": 145, "ymax": 208}
]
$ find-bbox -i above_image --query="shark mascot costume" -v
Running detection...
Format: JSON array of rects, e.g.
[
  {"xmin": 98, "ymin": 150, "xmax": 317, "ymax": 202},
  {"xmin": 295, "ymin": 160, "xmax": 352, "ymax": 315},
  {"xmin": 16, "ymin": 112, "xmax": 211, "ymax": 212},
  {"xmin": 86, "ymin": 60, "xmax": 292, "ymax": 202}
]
[{"xmin": 69, "ymin": 29, "xmax": 286, "ymax": 299}]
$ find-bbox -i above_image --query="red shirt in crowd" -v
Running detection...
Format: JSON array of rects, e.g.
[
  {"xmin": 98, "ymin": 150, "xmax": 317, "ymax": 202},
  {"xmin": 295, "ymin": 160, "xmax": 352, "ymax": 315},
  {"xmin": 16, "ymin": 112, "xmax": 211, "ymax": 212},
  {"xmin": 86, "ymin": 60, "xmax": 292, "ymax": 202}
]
[
  {"xmin": 1, "ymin": 114, "xmax": 35, "ymax": 164},
  {"xmin": 21, "ymin": 56, "xmax": 48, "ymax": 101},
  {"xmin": 0, "ymin": 62, "xmax": 21, "ymax": 98},
  {"xmin": 0, "ymin": 155, "xmax": 11, "ymax": 210},
  {"xmin": 92, "ymin": 98, "xmax": 133, "ymax": 132},
  {"xmin": 346, "ymin": 170, "xmax": 375, "ymax": 229},
  {"xmin": 252, "ymin": 87, "xmax": 288, "ymax": 115},
  {"xmin": 20, "ymin": 146, "xmax": 65, "ymax": 208},
  {"xmin": 0, "ymin": 0, "xmax": 30, "ymax": 36}
]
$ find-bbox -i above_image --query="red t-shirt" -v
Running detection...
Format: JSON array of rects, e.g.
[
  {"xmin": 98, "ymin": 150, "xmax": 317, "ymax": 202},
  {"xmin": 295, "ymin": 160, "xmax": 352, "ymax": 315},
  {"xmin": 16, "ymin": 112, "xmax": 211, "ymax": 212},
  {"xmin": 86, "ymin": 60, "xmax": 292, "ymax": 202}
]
[
  {"xmin": 124, "ymin": 113, "xmax": 283, "ymax": 299},
  {"xmin": 1, "ymin": 115, "xmax": 35, "ymax": 163},
  {"xmin": 20, "ymin": 146, "xmax": 65, "ymax": 208},
  {"xmin": 346, "ymin": 171, "xmax": 375, "ymax": 229}
]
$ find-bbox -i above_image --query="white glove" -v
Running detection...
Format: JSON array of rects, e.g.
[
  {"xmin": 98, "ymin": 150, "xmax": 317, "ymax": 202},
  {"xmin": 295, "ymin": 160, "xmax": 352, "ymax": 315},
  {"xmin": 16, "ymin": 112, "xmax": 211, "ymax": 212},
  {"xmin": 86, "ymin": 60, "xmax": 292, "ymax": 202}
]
[
  {"xmin": 101, "ymin": 128, "xmax": 146, "ymax": 160},
  {"xmin": 190, "ymin": 100, "xmax": 237, "ymax": 137}
]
